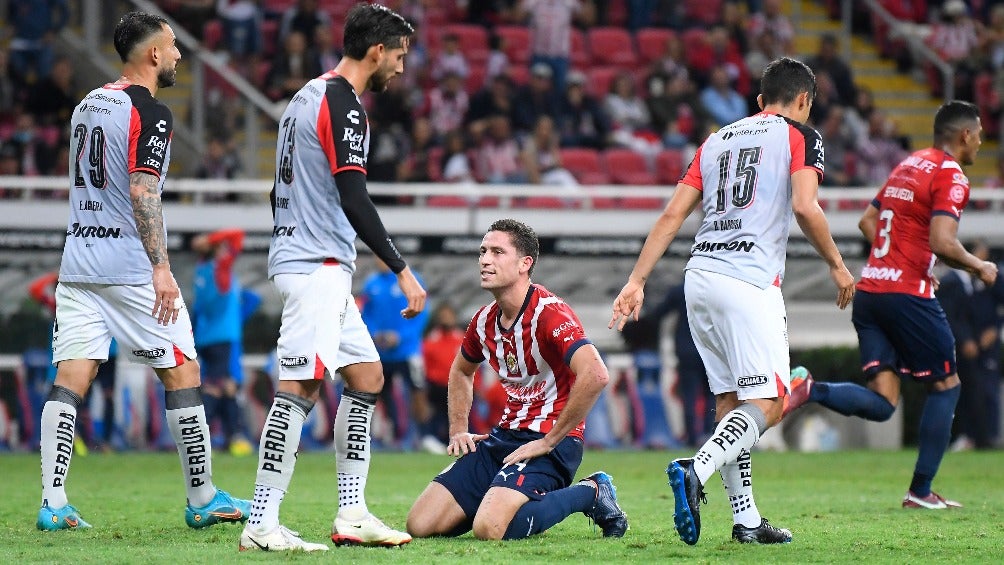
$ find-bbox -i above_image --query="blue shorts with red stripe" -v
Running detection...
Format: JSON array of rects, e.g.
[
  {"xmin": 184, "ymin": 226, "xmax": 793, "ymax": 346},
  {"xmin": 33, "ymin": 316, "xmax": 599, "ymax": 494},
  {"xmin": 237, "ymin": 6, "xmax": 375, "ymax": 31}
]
[
  {"xmin": 852, "ymin": 290, "xmax": 956, "ymax": 381},
  {"xmin": 433, "ymin": 427, "xmax": 583, "ymax": 527}
]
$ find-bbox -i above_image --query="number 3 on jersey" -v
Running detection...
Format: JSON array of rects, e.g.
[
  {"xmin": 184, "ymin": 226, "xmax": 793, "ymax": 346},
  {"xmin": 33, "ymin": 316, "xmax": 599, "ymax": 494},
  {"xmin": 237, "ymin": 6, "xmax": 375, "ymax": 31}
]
[
  {"xmin": 872, "ymin": 209, "xmax": 894, "ymax": 258},
  {"xmin": 716, "ymin": 146, "xmax": 762, "ymax": 213},
  {"xmin": 277, "ymin": 116, "xmax": 296, "ymax": 185}
]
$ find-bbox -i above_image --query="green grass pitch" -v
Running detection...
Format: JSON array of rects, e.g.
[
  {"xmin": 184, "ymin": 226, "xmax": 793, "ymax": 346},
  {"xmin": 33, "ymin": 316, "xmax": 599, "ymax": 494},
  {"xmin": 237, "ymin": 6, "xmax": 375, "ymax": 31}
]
[{"xmin": 1, "ymin": 449, "xmax": 1002, "ymax": 563}]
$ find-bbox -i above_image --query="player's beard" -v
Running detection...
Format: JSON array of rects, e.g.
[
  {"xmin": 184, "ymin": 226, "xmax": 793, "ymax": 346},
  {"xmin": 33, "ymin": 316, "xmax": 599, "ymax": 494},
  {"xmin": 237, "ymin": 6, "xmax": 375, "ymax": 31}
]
[
  {"xmin": 368, "ymin": 64, "xmax": 396, "ymax": 93},
  {"xmin": 157, "ymin": 66, "xmax": 177, "ymax": 88}
]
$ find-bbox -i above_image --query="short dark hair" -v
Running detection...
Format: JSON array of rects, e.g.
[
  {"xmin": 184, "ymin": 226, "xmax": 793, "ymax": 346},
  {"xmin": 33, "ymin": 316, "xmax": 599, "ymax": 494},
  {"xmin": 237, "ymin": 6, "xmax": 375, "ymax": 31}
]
[
  {"xmin": 760, "ymin": 57, "xmax": 816, "ymax": 106},
  {"xmin": 113, "ymin": 12, "xmax": 169, "ymax": 63},
  {"xmin": 489, "ymin": 219, "xmax": 539, "ymax": 275},
  {"xmin": 933, "ymin": 100, "xmax": 980, "ymax": 143},
  {"xmin": 342, "ymin": 3, "xmax": 414, "ymax": 60}
]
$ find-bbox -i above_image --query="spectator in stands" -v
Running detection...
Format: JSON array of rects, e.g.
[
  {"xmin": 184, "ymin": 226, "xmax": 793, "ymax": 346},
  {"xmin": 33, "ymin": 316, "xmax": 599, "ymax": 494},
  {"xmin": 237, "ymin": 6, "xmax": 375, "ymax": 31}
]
[
  {"xmin": 313, "ymin": 22, "xmax": 341, "ymax": 71},
  {"xmin": 808, "ymin": 70, "xmax": 838, "ymax": 127},
  {"xmin": 512, "ymin": 63, "xmax": 562, "ymax": 134},
  {"xmin": 627, "ymin": 0, "xmax": 657, "ymax": 31},
  {"xmin": 744, "ymin": 28, "xmax": 781, "ymax": 96},
  {"xmin": 6, "ymin": 0, "xmax": 69, "ymax": 83},
  {"xmin": 521, "ymin": 115, "xmax": 579, "ymax": 187},
  {"xmin": 855, "ymin": 111, "xmax": 909, "ymax": 185},
  {"xmin": 162, "ymin": 0, "xmax": 215, "ymax": 40},
  {"xmin": 519, "ymin": 0, "xmax": 594, "ymax": 93},
  {"xmin": 651, "ymin": 32, "xmax": 687, "ymax": 80},
  {"xmin": 431, "ymin": 33, "xmax": 469, "ymax": 82},
  {"xmin": 748, "ymin": 0, "xmax": 794, "ymax": 54},
  {"xmin": 816, "ymin": 105, "xmax": 859, "ymax": 187},
  {"xmin": 485, "ymin": 33, "xmax": 510, "ymax": 86},
  {"xmin": 425, "ymin": 71, "xmax": 469, "ymax": 139},
  {"xmin": 466, "ymin": 0, "xmax": 521, "ymax": 27},
  {"xmin": 279, "ymin": 0, "xmax": 331, "ymax": 50},
  {"xmin": 26, "ymin": 56, "xmax": 76, "ymax": 129},
  {"xmin": 398, "ymin": 117, "xmax": 436, "ymax": 183},
  {"xmin": 605, "ymin": 71, "xmax": 659, "ymax": 157},
  {"xmin": 422, "ymin": 302, "xmax": 465, "ymax": 444},
  {"xmin": 476, "ymin": 114, "xmax": 527, "ymax": 183},
  {"xmin": 556, "ymin": 69, "xmax": 611, "ymax": 149},
  {"xmin": 699, "ymin": 66, "xmax": 748, "ymax": 128},
  {"xmin": 371, "ymin": 77, "xmax": 415, "ymax": 134},
  {"xmin": 193, "ymin": 136, "xmax": 242, "ymax": 181},
  {"xmin": 806, "ymin": 33, "xmax": 856, "ymax": 107},
  {"xmin": 926, "ymin": 0, "xmax": 980, "ymax": 101},
  {"xmin": 265, "ymin": 30, "xmax": 322, "ymax": 103},
  {"xmin": 0, "ymin": 49, "xmax": 24, "ymax": 126},
  {"xmin": 844, "ymin": 84, "xmax": 877, "ymax": 147},
  {"xmin": 721, "ymin": 1, "xmax": 750, "ymax": 54},
  {"xmin": 367, "ymin": 121, "xmax": 410, "ymax": 183},
  {"xmin": 440, "ymin": 129, "xmax": 477, "ymax": 183},
  {"xmin": 466, "ymin": 74, "xmax": 515, "ymax": 135},
  {"xmin": 216, "ymin": 0, "xmax": 263, "ymax": 64},
  {"xmin": 7, "ymin": 114, "xmax": 55, "ymax": 177},
  {"xmin": 697, "ymin": 26, "xmax": 749, "ymax": 96},
  {"xmin": 647, "ymin": 70, "xmax": 706, "ymax": 150}
]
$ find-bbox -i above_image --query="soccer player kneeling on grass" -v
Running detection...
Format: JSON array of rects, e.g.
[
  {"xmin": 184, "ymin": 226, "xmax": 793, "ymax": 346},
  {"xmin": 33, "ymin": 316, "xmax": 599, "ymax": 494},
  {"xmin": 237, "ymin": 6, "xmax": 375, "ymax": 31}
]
[{"xmin": 406, "ymin": 219, "xmax": 628, "ymax": 541}]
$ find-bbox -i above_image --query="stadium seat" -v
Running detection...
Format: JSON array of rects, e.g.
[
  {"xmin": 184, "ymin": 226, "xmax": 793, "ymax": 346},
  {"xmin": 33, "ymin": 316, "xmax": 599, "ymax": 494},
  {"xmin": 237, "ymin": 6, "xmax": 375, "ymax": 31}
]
[
  {"xmin": 261, "ymin": 19, "xmax": 280, "ymax": 58},
  {"xmin": 683, "ymin": 0, "xmax": 723, "ymax": 26},
  {"xmin": 494, "ymin": 26, "xmax": 531, "ymax": 64},
  {"xmin": 603, "ymin": 149, "xmax": 657, "ymax": 185},
  {"xmin": 654, "ymin": 149, "xmax": 684, "ymax": 185},
  {"xmin": 443, "ymin": 24, "xmax": 488, "ymax": 64},
  {"xmin": 587, "ymin": 27, "xmax": 638, "ymax": 67},
  {"xmin": 585, "ymin": 66, "xmax": 620, "ymax": 98},
  {"xmin": 605, "ymin": 0, "xmax": 628, "ymax": 26},
  {"xmin": 507, "ymin": 65, "xmax": 530, "ymax": 86},
  {"xmin": 202, "ymin": 20, "xmax": 222, "ymax": 51},
  {"xmin": 517, "ymin": 196, "xmax": 581, "ymax": 209},
  {"xmin": 570, "ymin": 29, "xmax": 589, "ymax": 68},
  {"xmin": 635, "ymin": 28, "xmax": 675, "ymax": 65},
  {"xmin": 465, "ymin": 66, "xmax": 487, "ymax": 94},
  {"xmin": 559, "ymin": 148, "xmax": 610, "ymax": 185}
]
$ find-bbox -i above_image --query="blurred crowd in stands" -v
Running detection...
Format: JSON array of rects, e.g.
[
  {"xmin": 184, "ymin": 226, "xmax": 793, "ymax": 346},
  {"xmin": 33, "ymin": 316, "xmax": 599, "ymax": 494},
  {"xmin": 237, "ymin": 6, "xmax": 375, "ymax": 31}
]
[{"xmin": 2, "ymin": 0, "xmax": 1004, "ymax": 201}]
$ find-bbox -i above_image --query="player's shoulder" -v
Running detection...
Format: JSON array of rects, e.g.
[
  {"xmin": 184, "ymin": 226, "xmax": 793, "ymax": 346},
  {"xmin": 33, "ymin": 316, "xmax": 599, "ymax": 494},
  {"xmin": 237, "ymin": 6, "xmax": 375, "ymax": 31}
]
[{"xmin": 781, "ymin": 116, "xmax": 822, "ymax": 143}]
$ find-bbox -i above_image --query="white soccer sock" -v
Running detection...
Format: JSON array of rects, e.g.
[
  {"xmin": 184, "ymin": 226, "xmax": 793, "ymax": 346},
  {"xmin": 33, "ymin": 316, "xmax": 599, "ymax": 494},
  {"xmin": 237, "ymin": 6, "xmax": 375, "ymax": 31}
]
[
  {"xmin": 165, "ymin": 387, "xmax": 216, "ymax": 508},
  {"xmin": 335, "ymin": 389, "xmax": 377, "ymax": 520},
  {"xmin": 248, "ymin": 392, "xmax": 311, "ymax": 533},
  {"xmin": 40, "ymin": 386, "xmax": 83, "ymax": 509},
  {"xmin": 720, "ymin": 448, "xmax": 762, "ymax": 527},
  {"xmin": 693, "ymin": 404, "xmax": 764, "ymax": 485}
]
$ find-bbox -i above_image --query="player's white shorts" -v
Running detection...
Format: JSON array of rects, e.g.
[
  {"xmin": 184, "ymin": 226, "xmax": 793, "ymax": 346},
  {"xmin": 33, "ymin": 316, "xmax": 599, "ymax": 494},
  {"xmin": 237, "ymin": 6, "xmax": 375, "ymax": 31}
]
[
  {"xmin": 272, "ymin": 263, "xmax": 379, "ymax": 381},
  {"xmin": 684, "ymin": 268, "xmax": 790, "ymax": 400},
  {"xmin": 53, "ymin": 282, "xmax": 197, "ymax": 368}
]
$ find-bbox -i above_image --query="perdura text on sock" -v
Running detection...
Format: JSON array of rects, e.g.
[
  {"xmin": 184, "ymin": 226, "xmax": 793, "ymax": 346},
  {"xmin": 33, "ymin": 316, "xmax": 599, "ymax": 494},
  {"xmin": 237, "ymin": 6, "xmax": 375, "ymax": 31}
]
[
  {"xmin": 52, "ymin": 411, "xmax": 75, "ymax": 487},
  {"xmin": 261, "ymin": 401, "xmax": 292, "ymax": 473},
  {"xmin": 178, "ymin": 415, "xmax": 207, "ymax": 487}
]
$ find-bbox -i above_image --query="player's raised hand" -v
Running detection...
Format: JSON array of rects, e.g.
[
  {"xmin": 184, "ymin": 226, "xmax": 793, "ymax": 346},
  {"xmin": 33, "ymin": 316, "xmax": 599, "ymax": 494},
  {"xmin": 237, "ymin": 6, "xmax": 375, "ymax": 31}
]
[
  {"xmin": 609, "ymin": 280, "xmax": 645, "ymax": 331},
  {"xmin": 976, "ymin": 260, "xmax": 998, "ymax": 286},
  {"xmin": 502, "ymin": 438, "xmax": 553, "ymax": 466},
  {"xmin": 830, "ymin": 264, "xmax": 856, "ymax": 310},
  {"xmin": 151, "ymin": 264, "xmax": 181, "ymax": 325},
  {"xmin": 447, "ymin": 432, "xmax": 488, "ymax": 457},
  {"xmin": 396, "ymin": 266, "xmax": 427, "ymax": 319}
]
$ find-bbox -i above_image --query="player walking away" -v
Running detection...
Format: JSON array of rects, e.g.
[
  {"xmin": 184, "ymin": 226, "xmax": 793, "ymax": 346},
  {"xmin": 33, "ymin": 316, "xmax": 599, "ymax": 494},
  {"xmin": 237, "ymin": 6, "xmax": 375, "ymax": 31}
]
[
  {"xmin": 610, "ymin": 57, "xmax": 855, "ymax": 546},
  {"xmin": 238, "ymin": 4, "xmax": 426, "ymax": 553},
  {"xmin": 38, "ymin": 12, "xmax": 250, "ymax": 532},
  {"xmin": 785, "ymin": 101, "xmax": 994, "ymax": 510},
  {"xmin": 406, "ymin": 219, "xmax": 628, "ymax": 541}
]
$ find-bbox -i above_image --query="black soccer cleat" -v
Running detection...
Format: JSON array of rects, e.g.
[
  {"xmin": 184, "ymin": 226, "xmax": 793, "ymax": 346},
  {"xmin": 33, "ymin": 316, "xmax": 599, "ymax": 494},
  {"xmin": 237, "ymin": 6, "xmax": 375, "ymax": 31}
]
[
  {"xmin": 580, "ymin": 471, "xmax": 629, "ymax": 537},
  {"xmin": 732, "ymin": 518, "xmax": 792, "ymax": 544},
  {"xmin": 667, "ymin": 458, "xmax": 706, "ymax": 545}
]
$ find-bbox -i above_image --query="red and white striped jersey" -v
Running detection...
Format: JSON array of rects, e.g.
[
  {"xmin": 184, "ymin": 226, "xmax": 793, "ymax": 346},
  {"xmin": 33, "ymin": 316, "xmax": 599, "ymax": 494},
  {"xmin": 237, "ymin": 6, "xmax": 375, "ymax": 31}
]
[{"xmin": 461, "ymin": 284, "xmax": 591, "ymax": 439}]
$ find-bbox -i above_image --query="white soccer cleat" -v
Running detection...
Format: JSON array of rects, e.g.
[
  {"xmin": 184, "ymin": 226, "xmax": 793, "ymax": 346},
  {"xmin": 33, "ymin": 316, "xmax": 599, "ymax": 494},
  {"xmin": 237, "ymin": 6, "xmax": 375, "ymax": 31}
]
[
  {"xmin": 902, "ymin": 491, "xmax": 963, "ymax": 509},
  {"xmin": 239, "ymin": 524, "xmax": 330, "ymax": 552},
  {"xmin": 331, "ymin": 512, "xmax": 412, "ymax": 547}
]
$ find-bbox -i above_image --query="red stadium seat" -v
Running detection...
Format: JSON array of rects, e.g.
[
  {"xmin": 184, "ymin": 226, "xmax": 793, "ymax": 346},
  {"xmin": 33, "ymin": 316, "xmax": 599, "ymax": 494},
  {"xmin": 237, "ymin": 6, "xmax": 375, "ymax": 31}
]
[
  {"xmin": 603, "ymin": 148, "xmax": 657, "ymax": 185},
  {"xmin": 655, "ymin": 149, "xmax": 684, "ymax": 184},
  {"xmin": 606, "ymin": 0, "xmax": 628, "ymax": 26},
  {"xmin": 517, "ymin": 196, "xmax": 580, "ymax": 209},
  {"xmin": 559, "ymin": 148, "xmax": 610, "ymax": 185},
  {"xmin": 507, "ymin": 65, "xmax": 530, "ymax": 86},
  {"xmin": 465, "ymin": 66, "xmax": 487, "ymax": 94},
  {"xmin": 494, "ymin": 26, "xmax": 531, "ymax": 64},
  {"xmin": 443, "ymin": 24, "xmax": 488, "ymax": 64},
  {"xmin": 570, "ymin": 29, "xmax": 589, "ymax": 68},
  {"xmin": 261, "ymin": 19, "xmax": 280, "ymax": 58},
  {"xmin": 683, "ymin": 0, "xmax": 723, "ymax": 26},
  {"xmin": 202, "ymin": 20, "xmax": 222, "ymax": 50},
  {"xmin": 585, "ymin": 66, "xmax": 620, "ymax": 98},
  {"xmin": 587, "ymin": 27, "xmax": 637, "ymax": 67},
  {"xmin": 635, "ymin": 28, "xmax": 675, "ymax": 65}
]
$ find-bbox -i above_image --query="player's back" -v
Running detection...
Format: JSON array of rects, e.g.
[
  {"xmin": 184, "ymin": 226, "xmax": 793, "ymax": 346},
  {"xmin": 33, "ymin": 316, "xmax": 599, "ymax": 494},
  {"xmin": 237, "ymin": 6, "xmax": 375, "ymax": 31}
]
[
  {"xmin": 857, "ymin": 147, "xmax": 969, "ymax": 298},
  {"xmin": 268, "ymin": 72, "xmax": 370, "ymax": 278},
  {"xmin": 59, "ymin": 83, "xmax": 173, "ymax": 285},
  {"xmin": 684, "ymin": 112, "xmax": 824, "ymax": 289}
]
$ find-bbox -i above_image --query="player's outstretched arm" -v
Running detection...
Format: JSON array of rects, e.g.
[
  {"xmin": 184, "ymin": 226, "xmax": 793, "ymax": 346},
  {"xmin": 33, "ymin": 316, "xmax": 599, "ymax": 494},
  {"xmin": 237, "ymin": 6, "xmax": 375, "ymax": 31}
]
[
  {"xmin": 610, "ymin": 183, "xmax": 702, "ymax": 330},
  {"xmin": 447, "ymin": 353, "xmax": 487, "ymax": 456},
  {"xmin": 791, "ymin": 169, "xmax": 855, "ymax": 309},
  {"xmin": 130, "ymin": 171, "xmax": 179, "ymax": 325},
  {"xmin": 930, "ymin": 215, "xmax": 999, "ymax": 285},
  {"xmin": 502, "ymin": 345, "xmax": 609, "ymax": 466}
]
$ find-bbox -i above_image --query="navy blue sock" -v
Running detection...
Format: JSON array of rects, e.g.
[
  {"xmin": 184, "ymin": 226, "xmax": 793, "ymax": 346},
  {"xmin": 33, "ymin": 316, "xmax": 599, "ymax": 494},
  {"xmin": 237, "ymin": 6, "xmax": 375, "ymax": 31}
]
[
  {"xmin": 810, "ymin": 382, "xmax": 896, "ymax": 421},
  {"xmin": 502, "ymin": 484, "xmax": 595, "ymax": 540},
  {"xmin": 910, "ymin": 385, "xmax": 961, "ymax": 497}
]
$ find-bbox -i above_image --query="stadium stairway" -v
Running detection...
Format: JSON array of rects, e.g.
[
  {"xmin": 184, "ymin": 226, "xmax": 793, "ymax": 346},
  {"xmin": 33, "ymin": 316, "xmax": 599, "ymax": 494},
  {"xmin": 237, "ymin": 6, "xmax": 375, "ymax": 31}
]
[{"xmin": 792, "ymin": 1, "xmax": 997, "ymax": 180}]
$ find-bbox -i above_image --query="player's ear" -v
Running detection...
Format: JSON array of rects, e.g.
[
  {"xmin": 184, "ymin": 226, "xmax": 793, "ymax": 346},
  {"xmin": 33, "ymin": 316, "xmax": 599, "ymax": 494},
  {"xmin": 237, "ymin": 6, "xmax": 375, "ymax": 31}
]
[
  {"xmin": 367, "ymin": 43, "xmax": 385, "ymax": 63},
  {"xmin": 756, "ymin": 94, "xmax": 764, "ymax": 111}
]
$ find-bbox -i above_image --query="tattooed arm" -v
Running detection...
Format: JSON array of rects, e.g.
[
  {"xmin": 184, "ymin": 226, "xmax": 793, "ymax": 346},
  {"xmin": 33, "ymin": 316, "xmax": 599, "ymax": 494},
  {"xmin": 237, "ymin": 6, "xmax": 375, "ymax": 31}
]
[{"xmin": 130, "ymin": 171, "xmax": 179, "ymax": 325}]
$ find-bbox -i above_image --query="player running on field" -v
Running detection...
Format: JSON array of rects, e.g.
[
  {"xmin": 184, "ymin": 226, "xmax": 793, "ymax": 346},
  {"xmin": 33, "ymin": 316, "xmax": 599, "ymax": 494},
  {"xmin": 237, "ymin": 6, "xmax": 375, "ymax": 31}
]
[
  {"xmin": 239, "ymin": 3, "xmax": 426, "ymax": 552},
  {"xmin": 785, "ymin": 100, "xmax": 995, "ymax": 509},
  {"xmin": 39, "ymin": 11, "xmax": 250, "ymax": 532},
  {"xmin": 610, "ymin": 57, "xmax": 855, "ymax": 545},
  {"xmin": 406, "ymin": 219, "xmax": 628, "ymax": 541}
]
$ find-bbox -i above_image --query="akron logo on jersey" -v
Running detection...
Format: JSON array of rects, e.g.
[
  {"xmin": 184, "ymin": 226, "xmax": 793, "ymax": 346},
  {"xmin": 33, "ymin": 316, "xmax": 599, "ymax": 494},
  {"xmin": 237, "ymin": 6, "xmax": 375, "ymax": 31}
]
[{"xmin": 737, "ymin": 374, "xmax": 769, "ymax": 387}]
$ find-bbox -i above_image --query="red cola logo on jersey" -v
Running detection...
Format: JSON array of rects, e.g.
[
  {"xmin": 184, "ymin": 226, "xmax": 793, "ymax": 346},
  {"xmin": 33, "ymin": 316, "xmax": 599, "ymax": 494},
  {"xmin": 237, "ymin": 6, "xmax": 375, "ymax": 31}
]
[{"xmin": 342, "ymin": 127, "xmax": 364, "ymax": 152}]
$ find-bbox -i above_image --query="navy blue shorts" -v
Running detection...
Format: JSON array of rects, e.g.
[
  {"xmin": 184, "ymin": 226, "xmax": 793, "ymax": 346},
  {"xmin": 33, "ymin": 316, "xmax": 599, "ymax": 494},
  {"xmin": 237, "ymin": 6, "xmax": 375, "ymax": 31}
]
[
  {"xmin": 196, "ymin": 342, "xmax": 233, "ymax": 383},
  {"xmin": 434, "ymin": 427, "xmax": 584, "ymax": 525},
  {"xmin": 852, "ymin": 290, "xmax": 956, "ymax": 381}
]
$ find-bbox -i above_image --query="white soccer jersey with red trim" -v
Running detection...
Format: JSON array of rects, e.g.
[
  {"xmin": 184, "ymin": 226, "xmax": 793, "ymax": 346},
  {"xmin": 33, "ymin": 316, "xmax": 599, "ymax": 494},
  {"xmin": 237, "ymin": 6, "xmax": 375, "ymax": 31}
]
[{"xmin": 461, "ymin": 285, "xmax": 591, "ymax": 439}]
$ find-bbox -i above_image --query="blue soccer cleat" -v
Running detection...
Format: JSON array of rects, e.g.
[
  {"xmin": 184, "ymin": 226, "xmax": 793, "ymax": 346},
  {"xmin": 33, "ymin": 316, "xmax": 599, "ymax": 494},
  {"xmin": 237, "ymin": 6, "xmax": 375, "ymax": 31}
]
[
  {"xmin": 580, "ymin": 471, "xmax": 628, "ymax": 537},
  {"xmin": 186, "ymin": 489, "xmax": 251, "ymax": 529},
  {"xmin": 37, "ymin": 503, "xmax": 91, "ymax": 531},
  {"xmin": 667, "ymin": 458, "xmax": 705, "ymax": 545}
]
